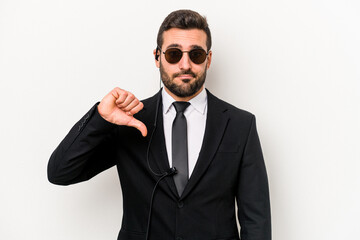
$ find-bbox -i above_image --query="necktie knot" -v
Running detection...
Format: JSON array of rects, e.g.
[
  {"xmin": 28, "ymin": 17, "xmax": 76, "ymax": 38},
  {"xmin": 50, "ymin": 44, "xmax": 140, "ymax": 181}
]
[{"xmin": 173, "ymin": 101, "xmax": 190, "ymax": 113}]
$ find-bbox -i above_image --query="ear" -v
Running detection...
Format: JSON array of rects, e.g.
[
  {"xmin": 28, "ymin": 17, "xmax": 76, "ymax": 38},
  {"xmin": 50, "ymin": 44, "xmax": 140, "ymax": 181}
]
[
  {"xmin": 153, "ymin": 48, "xmax": 160, "ymax": 68},
  {"xmin": 206, "ymin": 50, "xmax": 212, "ymax": 70}
]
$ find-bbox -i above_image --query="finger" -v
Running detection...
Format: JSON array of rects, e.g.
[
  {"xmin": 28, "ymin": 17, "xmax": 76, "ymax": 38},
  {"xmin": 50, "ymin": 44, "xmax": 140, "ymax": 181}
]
[
  {"xmin": 117, "ymin": 92, "xmax": 135, "ymax": 108},
  {"xmin": 128, "ymin": 102, "xmax": 144, "ymax": 115},
  {"xmin": 115, "ymin": 90, "xmax": 128, "ymax": 105},
  {"xmin": 99, "ymin": 88, "xmax": 125, "ymax": 118},
  {"xmin": 111, "ymin": 87, "xmax": 126, "ymax": 99},
  {"xmin": 128, "ymin": 118, "xmax": 148, "ymax": 137},
  {"xmin": 122, "ymin": 98, "xmax": 140, "ymax": 113}
]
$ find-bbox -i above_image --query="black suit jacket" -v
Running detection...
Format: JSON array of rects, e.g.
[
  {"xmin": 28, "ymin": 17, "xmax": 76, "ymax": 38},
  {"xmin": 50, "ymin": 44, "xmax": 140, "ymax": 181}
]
[{"xmin": 48, "ymin": 89, "xmax": 271, "ymax": 240}]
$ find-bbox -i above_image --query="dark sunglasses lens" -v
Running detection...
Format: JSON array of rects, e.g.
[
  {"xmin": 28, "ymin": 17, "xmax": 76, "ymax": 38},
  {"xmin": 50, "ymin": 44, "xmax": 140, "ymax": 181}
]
[
  {"xmin": 165, "ymin": 49, "xmax": 183, "ymax": 63},
  {"xmin": 164, "ymin": 48, "xmax": 207, "ymax": 64},
  {"xmin": 189, "ymin": 49, "xmax": 207, "ymax": 64}
]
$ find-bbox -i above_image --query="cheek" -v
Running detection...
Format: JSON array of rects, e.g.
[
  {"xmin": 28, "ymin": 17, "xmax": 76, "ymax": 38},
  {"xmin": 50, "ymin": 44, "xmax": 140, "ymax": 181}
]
[
  {"xmin": 164, "ymin": 64, "xmax": 180, "ymax": 74},
  {"xmin": 193, "ymin": 65, "xmax": 207, "ymax": 74}
]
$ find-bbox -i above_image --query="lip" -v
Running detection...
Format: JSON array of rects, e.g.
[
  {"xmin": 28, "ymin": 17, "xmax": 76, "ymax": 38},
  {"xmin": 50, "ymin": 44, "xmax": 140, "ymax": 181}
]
[{"xmin": 177, "ymin": 75, "xmax": 194, "ymax": 79}]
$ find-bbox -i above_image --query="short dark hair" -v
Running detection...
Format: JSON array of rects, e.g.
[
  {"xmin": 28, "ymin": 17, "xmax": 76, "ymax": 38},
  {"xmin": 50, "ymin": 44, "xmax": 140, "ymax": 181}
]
[{"xmin": 157, "ymin": 9, "xmax": 212, "ymax": 51}]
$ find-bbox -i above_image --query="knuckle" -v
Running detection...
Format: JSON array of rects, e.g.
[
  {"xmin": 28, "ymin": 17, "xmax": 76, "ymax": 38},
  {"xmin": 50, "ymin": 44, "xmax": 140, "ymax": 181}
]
[
  {"xmin": 128, "ymin": 92, "xmax": 134, "ymax": 99},
  {"xmin": 116, "ymin": 97, "xmax": 124, "ymax": 104},
  {"xmin": 113, "ymin": 87, "xmax": 122, "ymax": 94}
]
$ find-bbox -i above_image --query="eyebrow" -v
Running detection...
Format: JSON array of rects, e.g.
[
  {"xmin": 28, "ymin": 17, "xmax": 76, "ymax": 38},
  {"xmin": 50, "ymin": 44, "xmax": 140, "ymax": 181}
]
[
  {"xmin": 190, "ymin": 45, "xmax": 205, "ymax": 50},
  {"xmin": 166, "ymin": 44, "xmax": 181, "ymax": 49},
  {"xmin": 165, "ymin": 44, "xmax": 205, "ymax": 51}
]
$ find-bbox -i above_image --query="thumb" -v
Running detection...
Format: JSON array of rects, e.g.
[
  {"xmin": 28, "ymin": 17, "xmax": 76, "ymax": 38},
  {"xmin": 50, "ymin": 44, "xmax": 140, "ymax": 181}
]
[{"xmin": 127, "ymin": 118, "xmax": 148, "ymax": 137}]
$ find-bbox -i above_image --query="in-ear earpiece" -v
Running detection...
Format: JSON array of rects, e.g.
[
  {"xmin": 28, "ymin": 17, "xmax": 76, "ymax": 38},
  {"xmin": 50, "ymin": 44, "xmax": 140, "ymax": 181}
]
[{"xmin": 155, "ymin": 47, "xmax": 160, "ymax": 61}]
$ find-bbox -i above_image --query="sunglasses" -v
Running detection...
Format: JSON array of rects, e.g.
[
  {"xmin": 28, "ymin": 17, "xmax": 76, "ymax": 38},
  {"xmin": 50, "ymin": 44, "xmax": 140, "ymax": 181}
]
[{"xmin": 158, "ymin": 47, "xmax": 209, "ymax": 64}]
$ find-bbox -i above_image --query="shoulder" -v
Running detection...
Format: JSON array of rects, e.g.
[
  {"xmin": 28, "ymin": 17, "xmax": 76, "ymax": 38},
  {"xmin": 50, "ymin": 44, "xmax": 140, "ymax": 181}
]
[
  {"xmin": 141, "ymin": 91, "xmax": 160, "ymax": 107},
  {"xmin": 206, "ymin": 89, "xmax": 255, "ymax": 120}
]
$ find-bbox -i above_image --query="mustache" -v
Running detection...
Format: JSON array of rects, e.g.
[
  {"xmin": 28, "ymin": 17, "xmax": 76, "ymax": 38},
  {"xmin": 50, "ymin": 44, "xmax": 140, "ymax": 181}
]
[{"xmin": 173, "ymin": 70, "xmax": 196, "ymax": 78}]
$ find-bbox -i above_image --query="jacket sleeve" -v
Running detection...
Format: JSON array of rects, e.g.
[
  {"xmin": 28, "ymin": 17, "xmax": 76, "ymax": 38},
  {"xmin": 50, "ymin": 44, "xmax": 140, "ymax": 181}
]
[
  {"xmin": 47, "ymin": 103, "xmax": 118, "ymax": 185},
  {"xmin": 236, "ymin": 115, "xmax": 271, "ymax": 240}
]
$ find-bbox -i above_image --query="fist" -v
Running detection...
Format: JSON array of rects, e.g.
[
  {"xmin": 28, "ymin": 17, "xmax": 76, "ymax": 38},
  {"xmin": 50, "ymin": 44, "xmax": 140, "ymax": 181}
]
[{"xmin": 98, "ymin": 87, "xmax": 147, "ymax": 137}]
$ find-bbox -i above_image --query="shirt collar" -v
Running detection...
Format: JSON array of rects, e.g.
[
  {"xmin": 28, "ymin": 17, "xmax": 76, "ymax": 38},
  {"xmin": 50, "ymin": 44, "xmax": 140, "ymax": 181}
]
[{"xmin": 162, "ymin": 87, "xmax": 207, "ymax": 115}]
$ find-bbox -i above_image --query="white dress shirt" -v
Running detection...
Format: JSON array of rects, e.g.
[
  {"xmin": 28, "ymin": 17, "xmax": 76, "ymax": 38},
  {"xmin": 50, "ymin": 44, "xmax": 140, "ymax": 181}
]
[{"xmin": 162, "ymin": 88, "xmax": 208, "ymax": 177}]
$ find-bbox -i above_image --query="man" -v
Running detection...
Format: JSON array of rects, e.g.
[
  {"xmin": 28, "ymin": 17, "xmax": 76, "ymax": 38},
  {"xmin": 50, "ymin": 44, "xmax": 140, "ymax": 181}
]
[{"xmin": 48, "ymin": 9, "xmax": 271, "ymax": 240}]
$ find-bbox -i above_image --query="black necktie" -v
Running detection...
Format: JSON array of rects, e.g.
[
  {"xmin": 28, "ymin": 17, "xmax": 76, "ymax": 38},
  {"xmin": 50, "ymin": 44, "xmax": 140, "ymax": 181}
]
[{"xmin": 172, "ymin": 101, "xmax": 190, "ymax": 197}]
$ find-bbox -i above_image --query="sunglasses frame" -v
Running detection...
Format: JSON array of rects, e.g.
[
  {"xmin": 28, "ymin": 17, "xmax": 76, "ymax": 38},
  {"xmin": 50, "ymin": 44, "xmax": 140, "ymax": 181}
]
[{"xmin": 157, "ymin": 46, "xmax": 210, "ymax": 64}]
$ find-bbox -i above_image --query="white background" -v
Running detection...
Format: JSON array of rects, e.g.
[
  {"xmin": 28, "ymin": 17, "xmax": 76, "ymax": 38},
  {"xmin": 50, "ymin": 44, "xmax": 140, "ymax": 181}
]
[{"xmin": 1, "ymin": 0, "xmax": 359, "ymax": 239}]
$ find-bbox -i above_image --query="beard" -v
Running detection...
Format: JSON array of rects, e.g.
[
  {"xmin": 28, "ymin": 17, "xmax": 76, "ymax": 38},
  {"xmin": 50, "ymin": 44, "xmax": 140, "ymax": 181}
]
[{"xmin": 160, "ymin": 62, "xmax": 207, "ymax": 98}]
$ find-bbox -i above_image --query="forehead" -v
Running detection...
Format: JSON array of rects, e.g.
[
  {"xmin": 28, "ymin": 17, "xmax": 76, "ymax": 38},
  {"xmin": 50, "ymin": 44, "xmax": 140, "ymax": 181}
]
[{"xmin": 162, "ymin": 28, "xmax": 207, "ymax": 50}]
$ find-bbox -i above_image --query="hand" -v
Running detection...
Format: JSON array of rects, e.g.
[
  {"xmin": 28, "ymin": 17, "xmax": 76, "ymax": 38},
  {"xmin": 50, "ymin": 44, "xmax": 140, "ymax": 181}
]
[{"xmin": 98, "ymin": 87, "xmax": 147, "ymax": 137}]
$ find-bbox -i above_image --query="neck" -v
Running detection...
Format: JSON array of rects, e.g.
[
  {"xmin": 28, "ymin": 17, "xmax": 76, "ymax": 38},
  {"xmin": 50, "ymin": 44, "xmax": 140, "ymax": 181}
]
[{"xmin": 164, "ymin": 86, "xmax": 204, "ymax": 102}]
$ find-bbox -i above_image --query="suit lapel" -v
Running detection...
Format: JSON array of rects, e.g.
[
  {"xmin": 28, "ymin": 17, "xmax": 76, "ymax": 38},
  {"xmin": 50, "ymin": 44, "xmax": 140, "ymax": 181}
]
[{"xmin": 180, "ymin": 90, "xmax": 230, "ymax": 200}]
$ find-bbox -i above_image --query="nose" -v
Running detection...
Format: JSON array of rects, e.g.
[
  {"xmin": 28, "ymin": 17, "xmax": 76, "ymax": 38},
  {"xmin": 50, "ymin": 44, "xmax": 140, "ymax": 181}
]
[{"xmin": 178, "ymin": 52, "xmax": 191, "ymax": 70}]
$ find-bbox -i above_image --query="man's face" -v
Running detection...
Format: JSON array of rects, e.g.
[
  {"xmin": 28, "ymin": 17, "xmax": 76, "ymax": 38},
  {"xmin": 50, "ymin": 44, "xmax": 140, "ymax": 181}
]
[{"xmin": 154, "ymin": 28, "xmax": 212, "ymax": 99}]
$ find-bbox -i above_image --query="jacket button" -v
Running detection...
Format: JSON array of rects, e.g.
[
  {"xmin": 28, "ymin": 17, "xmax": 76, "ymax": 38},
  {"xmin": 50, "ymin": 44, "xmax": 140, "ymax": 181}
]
[{"xmin": 177, "ymin": 201, "xmax": 184, "ymax": 208}]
